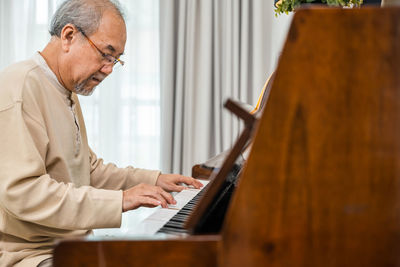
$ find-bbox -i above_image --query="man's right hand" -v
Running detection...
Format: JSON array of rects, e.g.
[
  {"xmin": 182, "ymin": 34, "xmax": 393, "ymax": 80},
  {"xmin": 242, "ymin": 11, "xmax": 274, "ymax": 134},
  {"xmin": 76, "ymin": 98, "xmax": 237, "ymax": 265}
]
[{"xmin": 122, "ymin": 183, "xmax": 176, "ymax": 212}]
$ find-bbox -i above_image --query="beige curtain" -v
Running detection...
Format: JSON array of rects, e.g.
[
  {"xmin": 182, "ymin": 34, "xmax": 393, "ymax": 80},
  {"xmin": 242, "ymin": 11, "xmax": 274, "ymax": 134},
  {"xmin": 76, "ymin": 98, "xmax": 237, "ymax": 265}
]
[{"xmin": 160, "ymin": 0, "xmax": 276, "ymax": 175}]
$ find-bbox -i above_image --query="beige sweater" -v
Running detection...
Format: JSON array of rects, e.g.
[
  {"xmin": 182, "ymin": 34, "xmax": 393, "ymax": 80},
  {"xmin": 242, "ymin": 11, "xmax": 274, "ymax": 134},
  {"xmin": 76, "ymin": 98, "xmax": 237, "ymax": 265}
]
[{"xmin": 0, "ymin": 55, "xmax": 160, "ymax": 267}]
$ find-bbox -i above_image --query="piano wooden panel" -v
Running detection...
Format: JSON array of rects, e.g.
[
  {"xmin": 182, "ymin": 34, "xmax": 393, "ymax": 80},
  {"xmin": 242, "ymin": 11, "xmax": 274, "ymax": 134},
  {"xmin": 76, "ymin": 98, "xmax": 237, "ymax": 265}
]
[
  {"xmin": 192, "ymin": 164, "xmax": 214, "ymax": 179},
  {"xmin": 53, "ymin": 236, "xmax": 220, "ymax": 267},
  {"xmin": 221, "ymin": 6, "xmax": 400, "ymax": 267},
  {"xmin": 54, "ymin": 7, "xmax": 400, "ymax": 266}
]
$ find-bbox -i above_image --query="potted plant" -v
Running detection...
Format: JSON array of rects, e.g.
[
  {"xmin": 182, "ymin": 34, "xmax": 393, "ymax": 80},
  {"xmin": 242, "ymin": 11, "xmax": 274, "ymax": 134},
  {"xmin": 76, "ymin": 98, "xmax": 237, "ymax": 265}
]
[{"xmin": 274, "ymin": 0, "xmax": 364, "ymax": 15}]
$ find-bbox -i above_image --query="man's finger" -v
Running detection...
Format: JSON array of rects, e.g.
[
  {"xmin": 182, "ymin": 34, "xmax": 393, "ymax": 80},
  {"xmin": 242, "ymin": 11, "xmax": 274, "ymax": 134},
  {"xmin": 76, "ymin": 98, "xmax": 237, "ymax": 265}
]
[
  {"xmin": 192, "ymin": 179, "xmax": 203, "ymax": 188},
  {"xmin": 165, "ymin": 183, "xmax": 186, "ymax": 192},
  {"xmin": 159, "ymin": 189, "xmax": 176, "ymax": 205},
  {"xmin": 179, "ymin": 176, "xmax": 203, "ymax": 189},
  {"xmin": 175, "ymin": 185, "xmax": 186, "ymax": 192},
  {"xmin": 138, "ymin": 196, "xmax": 162, "ymax": 208},
  {"xmin": 143, "ymin": 189, "xmax": 168, "ymax": 208}
]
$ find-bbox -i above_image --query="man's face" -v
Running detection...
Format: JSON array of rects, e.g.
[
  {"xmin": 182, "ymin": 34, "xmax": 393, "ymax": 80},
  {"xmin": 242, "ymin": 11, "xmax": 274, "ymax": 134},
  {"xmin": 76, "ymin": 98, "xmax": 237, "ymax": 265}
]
[{"xmin": 62, "ymin": 10, "xmax": 127, "ymax": 95}]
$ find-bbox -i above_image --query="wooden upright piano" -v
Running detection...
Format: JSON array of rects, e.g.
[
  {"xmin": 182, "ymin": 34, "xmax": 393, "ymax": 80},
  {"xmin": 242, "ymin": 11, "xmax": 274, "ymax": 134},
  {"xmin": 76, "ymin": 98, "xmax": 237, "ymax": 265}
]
[{"xmin": 54, "ymin": 7, "xmax": 400, "ymax": 266}]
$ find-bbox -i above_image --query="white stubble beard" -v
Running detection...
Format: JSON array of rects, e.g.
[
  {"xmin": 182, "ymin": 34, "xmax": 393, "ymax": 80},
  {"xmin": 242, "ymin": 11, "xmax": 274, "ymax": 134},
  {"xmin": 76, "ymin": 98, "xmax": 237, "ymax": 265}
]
[{"xmin": 74, "ymin": 77, "xmax": 97, "ymax": 96}]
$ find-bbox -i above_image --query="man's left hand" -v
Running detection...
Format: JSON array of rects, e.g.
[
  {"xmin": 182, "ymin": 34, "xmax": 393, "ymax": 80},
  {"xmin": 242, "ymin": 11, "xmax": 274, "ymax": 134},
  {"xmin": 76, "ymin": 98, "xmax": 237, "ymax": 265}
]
[{"xmin": 156, "ymin": 174, "xmax": 203, "ymax": 192}]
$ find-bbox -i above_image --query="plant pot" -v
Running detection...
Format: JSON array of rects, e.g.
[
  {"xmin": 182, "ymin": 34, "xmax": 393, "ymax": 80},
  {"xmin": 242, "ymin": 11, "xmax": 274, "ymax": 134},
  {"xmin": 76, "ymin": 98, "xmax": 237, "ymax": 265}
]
[
  {"xmin": 363, "ymin": 0, "xmax": 381, "ymax": 5},
  {"xmin": 381, "ymin": 0, "xmax": 400, "ymax": 6}
]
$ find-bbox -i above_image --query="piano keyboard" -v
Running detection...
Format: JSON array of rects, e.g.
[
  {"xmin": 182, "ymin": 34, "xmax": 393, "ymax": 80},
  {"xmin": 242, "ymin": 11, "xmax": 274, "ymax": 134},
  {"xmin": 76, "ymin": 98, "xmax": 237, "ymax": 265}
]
[
  {"xmin": 91, "ymin": 180, "xmax": 209, "ymax": 238},
  {"xmin": 140, "ymin": 179, "xmax": 210, "ymax": 235}
]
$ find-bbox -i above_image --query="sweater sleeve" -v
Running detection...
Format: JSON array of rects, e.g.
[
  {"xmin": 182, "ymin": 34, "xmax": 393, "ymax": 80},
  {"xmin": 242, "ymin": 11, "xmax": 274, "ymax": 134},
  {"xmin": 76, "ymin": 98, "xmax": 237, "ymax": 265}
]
[
  {"xmin": 89, "ymin": 148, "xmax": 160, "ymax": 191},
  {"xmin": 0, "ymin": 102, "xmax": 122, "ymax": 230}
]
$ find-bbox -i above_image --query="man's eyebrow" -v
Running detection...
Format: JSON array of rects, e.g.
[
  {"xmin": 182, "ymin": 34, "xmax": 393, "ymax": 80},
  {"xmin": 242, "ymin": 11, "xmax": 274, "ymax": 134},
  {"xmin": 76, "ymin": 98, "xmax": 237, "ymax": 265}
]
[
  {"xmin": 106, "ymin": 44, "xmax": 116, "ymax": 53},
  {"xmin": 105, "ymin": 44, "xmax": 124, "ymax": 57}
]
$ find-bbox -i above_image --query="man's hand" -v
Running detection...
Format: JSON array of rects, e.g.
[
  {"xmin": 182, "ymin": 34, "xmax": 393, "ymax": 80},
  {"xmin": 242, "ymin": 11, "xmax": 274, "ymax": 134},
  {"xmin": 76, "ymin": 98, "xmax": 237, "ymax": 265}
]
[
  {"xmin": 122, "ymin": 183, "xmax": 176, "ymax": 212},
  {"xmin": 156, "ymin": 174, "xmax": 203, "ymax": 192}
]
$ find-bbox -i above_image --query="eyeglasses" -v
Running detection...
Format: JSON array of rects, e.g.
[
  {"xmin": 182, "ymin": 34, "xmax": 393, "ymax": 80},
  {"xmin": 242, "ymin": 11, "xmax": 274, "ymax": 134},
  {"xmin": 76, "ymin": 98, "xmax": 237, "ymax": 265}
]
[{"xmin": 77, "ymin": 26, "xmax": 125, "ymax": 67}]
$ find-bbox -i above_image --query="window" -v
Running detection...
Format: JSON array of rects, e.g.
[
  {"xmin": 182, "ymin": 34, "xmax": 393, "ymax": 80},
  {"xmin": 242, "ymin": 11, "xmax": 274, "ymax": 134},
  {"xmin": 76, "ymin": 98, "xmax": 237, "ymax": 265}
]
[{"xmin": 79, "ymin": 0, "xmax": 161, "ymax": 170}]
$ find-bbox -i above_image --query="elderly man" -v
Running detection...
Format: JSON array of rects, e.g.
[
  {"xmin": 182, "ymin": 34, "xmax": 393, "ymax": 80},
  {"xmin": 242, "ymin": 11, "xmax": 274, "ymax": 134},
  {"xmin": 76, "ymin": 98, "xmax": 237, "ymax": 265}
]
[{"xmin": 0, "ymin": 0, "xmax": 202, "ymax": 266}]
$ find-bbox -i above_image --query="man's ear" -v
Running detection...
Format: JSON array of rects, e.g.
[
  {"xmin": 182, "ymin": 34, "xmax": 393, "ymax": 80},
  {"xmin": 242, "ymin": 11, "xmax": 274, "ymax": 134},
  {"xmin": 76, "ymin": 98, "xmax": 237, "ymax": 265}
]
[{"xmin": 60, "ymin": 24, "xmax": 78, "ymax": 52}]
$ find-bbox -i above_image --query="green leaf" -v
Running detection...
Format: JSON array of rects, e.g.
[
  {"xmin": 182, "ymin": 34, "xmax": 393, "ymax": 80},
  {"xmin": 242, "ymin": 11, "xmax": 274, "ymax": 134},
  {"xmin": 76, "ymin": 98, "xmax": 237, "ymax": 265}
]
[{"xmin": 274, "ymin": 0, "xmax": 362, "ymax": 15}]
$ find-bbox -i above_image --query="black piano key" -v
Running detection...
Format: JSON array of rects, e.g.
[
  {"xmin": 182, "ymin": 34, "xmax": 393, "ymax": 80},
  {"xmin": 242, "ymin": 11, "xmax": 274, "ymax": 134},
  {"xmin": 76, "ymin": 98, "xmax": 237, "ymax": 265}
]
[
  {"xmin": 157, "ymin": 182, "xmax": 213, "ymax": 234},
  {"xmin": 158, "ymin": 228, "xmax": 187, "ymax": 234},
  {"xmin": 161, "ymin": 225, "xmax": 187, "ymax": 232},
  {"xmin": 172, "ymin": 215, "xmax": 187, "ymax": 220}
]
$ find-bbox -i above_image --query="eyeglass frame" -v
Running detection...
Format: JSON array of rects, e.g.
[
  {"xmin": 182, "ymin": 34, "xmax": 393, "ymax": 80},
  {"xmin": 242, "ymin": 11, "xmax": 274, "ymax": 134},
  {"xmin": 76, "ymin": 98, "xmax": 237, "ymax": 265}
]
[{"xmin": 76, "ymin": 26, "xmax": 125, "ymax": 67}]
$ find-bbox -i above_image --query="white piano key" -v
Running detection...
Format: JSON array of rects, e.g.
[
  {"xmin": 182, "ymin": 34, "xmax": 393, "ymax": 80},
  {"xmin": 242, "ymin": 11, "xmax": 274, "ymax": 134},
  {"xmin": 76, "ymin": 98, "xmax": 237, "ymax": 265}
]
[
  {"xmin": 128, "ymin": 219, "xmax": 166, "ymax": 235},
  {"xmin": 146, "ymin": 208, "xmax": 178, "ymax": 221},
  {"xmin": 167, "ymin": 189, "xmax": 200, "ymax": 209}
]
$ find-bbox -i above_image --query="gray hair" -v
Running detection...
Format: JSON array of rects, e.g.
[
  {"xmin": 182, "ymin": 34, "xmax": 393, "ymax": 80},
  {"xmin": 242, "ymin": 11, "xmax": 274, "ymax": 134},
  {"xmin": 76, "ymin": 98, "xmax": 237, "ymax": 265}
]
[{"xmin": 49, "ymin": 0, "xmax": 125, "ymax": 37}]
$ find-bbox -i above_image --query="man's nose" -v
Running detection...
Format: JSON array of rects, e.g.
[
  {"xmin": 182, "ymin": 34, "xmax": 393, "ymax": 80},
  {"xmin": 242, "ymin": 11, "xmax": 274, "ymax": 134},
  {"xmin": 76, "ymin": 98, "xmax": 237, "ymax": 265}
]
[{"xmin": 100, "ymin": 64, "xmax": 113, "ymax": 75}]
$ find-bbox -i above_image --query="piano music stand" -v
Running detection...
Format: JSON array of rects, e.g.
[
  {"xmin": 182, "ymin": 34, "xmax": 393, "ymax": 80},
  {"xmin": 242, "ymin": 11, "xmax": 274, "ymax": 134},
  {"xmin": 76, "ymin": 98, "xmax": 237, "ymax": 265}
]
[{"xmin": 185, "ymin": 99, "xmax": 258, "ymax": 233}]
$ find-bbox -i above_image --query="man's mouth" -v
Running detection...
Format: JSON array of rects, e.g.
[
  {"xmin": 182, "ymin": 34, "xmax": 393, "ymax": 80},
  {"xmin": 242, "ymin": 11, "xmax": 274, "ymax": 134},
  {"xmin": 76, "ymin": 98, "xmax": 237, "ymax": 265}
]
[{"xmin": 92, "ymin": 77, "xmax": 101, "ymax": 83}]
